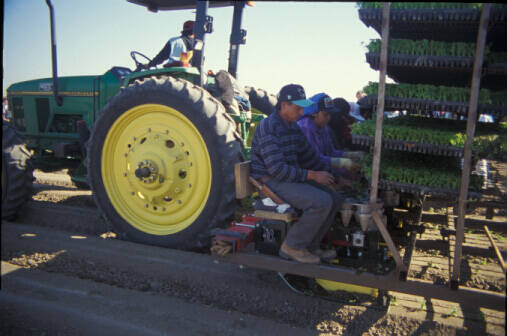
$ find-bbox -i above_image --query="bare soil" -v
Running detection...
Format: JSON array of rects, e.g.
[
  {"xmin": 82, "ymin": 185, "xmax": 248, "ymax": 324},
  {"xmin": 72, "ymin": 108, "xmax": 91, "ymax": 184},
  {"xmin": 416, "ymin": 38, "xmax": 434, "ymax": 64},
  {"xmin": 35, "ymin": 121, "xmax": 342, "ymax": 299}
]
[{"xmin": 1, "ymin": 169, "xmax": 505, "ymax": 335}]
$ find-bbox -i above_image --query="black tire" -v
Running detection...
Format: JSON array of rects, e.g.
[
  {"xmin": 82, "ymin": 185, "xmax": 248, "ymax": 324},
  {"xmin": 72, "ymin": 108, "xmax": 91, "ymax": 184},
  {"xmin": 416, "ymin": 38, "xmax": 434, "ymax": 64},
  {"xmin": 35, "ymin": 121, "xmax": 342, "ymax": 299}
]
[
  {"xmin": 2, "ymin": 123, "xmax": 34, "ymax": 220},
  {"xmin": 244, "ymin": 86, "xmax": 277, "ymax": 116},
  {"xmin": 86, "ymin": 76, "xmax": 243, "ymax": 250}
]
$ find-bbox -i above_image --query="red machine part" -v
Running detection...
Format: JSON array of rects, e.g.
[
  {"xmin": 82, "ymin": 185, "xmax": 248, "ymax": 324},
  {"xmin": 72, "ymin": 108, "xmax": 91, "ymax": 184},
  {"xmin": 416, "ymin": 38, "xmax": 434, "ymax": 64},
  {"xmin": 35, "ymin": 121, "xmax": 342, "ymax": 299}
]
[{"xmin": 213, "ymin": 215, "xmax": 260, "ymax": 252}]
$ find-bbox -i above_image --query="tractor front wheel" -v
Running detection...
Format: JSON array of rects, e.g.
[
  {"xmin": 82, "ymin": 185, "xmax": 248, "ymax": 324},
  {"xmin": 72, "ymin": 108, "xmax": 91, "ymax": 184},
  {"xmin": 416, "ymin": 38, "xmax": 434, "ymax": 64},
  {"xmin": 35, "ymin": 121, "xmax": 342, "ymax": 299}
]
[{"xmin": 87, "ymin": 76, "xmax": 242, "ymax": 250}]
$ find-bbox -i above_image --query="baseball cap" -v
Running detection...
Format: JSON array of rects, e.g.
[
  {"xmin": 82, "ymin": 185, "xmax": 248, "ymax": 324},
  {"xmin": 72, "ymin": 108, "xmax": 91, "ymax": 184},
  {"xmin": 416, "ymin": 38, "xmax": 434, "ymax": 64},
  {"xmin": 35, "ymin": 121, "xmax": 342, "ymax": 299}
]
[
  {"xmin": 303, "ymin": 92, "xmax": 337, "ymax": 116},
  {"xmin": 276, "ymin": 84, "xmax": 314, "ymax": 108},
  {"xmin": 183, "ymin": 20, "xmax": 194, "ymax": 32}
]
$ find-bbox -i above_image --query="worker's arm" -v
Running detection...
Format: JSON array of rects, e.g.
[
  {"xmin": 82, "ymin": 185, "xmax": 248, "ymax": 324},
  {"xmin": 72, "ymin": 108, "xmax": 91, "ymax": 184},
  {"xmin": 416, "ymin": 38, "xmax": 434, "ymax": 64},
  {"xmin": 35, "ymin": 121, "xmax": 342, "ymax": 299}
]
[{"xmin": 147, "ymin": 40, "xmax": 172, "ymax": 68}]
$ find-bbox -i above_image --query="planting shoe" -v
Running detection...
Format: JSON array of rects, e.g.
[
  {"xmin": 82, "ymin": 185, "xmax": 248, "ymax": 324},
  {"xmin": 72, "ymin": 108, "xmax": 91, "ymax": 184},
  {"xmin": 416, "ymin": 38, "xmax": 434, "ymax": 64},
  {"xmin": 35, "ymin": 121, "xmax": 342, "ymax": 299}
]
[
  {"xmin": 279, "ymin": 242, "xmax": 320, "ymax": 264},
  {"xmin": 310, "ymin": 248, "xmax": 337, "ymax": 261}
]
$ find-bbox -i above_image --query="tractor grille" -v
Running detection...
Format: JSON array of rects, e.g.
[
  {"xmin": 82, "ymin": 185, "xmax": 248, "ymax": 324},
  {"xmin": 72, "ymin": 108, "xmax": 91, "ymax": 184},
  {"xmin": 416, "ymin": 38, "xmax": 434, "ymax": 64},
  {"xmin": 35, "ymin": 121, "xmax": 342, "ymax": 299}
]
[
  {"xmin": 35, "ymin": 98, "xmax": 50, "ymax": 132},
  {"xmin": 11, "ymin": 97, "xmax": 26, "ymax": 132}
]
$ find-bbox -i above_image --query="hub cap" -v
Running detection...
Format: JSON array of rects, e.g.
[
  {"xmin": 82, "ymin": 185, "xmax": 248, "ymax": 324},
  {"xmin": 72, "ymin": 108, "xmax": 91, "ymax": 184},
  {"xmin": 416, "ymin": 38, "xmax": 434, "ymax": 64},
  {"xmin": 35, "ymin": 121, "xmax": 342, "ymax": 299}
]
[{"xmin": 102, "ymin": 104, "xmax": 212, "ymax": 235}]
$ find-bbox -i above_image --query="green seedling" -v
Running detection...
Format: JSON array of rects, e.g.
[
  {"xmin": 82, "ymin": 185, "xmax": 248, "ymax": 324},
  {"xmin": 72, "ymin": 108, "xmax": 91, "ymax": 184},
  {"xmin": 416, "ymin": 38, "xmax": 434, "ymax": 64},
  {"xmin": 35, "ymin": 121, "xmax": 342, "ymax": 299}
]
[
  {"xmin": 480, "ymin": 259, "xmax": 487, "ymax": 265},
  {"xmin": 418, "ymin": 301, "xmax": 427, "ymax": 311},
  {"xmin": 427, "ymin": 261, "xmax": 434, "ymax": 268},
  {"xmin": 493, "ymin": 233, "xmax": 504, "ymax": 241},
  {"xmin": 449, "ymin": 308, "xmax": 458, "ymax": 317},
  {"xmin": 429, "ymin": 207, "xmax": 434, "ymax": 212},
  {"xmin": 390, "ymin": 295, "xmax": 397, "ymax": 306},
  {"xmin": 467, "ymin": 229, "xmax": 473, "ymax": 234}
]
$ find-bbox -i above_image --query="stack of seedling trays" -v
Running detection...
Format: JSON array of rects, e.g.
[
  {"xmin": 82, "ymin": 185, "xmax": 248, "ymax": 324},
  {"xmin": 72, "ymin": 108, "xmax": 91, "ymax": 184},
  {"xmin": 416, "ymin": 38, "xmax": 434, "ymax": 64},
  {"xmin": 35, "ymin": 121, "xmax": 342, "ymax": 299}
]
[{"xmin": 354, "ymin": 2, "xmax": 507, "ymax": 199}]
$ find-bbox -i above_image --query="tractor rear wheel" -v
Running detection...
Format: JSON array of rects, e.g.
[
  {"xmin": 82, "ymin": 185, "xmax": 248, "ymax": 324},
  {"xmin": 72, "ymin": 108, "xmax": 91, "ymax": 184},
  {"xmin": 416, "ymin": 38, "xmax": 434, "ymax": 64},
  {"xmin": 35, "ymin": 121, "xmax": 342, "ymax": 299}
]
[
  {"xmin": 244, "ymin": 86, "xmax": 277, "ymax": 116},
  {"xmin": 2, "ymin": 123, "xmax": 34, "ymax": 220},
  {"xmin": 86, "ymin": 76, "xmax": 242, "ymax": 250}
]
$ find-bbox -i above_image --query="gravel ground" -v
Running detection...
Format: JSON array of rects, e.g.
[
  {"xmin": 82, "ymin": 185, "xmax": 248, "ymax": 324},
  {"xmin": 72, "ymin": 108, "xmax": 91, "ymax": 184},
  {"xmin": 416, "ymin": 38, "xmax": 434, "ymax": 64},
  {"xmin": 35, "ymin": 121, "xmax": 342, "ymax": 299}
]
[{"xmin": 0, "ymin": 169, "xmax": 504, "ymax": 335}]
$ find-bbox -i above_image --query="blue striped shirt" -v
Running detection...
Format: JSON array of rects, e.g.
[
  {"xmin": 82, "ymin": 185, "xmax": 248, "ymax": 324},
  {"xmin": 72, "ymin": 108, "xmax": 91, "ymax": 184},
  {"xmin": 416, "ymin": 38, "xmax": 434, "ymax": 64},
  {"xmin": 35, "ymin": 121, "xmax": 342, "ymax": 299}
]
[{"xmin": 250, "ymin": 111, "xmax": 330, "ymax": 183}]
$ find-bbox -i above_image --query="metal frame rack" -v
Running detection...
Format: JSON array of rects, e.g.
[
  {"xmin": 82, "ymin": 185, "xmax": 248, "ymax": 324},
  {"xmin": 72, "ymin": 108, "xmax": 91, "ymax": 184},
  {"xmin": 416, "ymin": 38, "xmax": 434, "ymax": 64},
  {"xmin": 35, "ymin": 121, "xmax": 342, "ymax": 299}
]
[{"xmin": 214, "ymin": 3, "xmax": 506, "ymax": 311}]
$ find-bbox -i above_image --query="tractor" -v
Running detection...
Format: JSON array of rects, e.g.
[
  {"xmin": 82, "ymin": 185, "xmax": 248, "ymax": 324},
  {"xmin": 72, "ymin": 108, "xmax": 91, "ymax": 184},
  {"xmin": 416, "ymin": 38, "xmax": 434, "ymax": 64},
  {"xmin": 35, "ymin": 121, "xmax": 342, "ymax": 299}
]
[{"xmin": 3, "ymin": 0, "xmax": 277, "ymax": 250}]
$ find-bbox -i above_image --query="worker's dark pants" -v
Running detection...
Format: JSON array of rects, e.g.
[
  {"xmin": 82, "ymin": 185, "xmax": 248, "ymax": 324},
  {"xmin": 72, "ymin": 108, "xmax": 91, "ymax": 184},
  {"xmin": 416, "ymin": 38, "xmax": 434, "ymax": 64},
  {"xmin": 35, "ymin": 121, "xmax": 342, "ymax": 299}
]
[{"xmin": 265, "ymin": 180, "xmax": 341, "ymax": 251}]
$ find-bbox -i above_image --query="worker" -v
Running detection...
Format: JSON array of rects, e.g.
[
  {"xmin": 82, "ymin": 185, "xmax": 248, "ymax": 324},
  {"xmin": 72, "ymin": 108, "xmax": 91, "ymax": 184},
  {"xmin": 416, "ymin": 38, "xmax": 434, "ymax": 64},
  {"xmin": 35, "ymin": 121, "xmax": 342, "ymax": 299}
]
[
  {"xmin": 250, "ymin": 84, "xmax": 340, "ymax": 264},
  {"xmin": 297, "ymin": 93, "xmax": 365, "ymax": 175},
  {"xmin": 143, "ymin": 20, "xmax": 194, "ymax": 69},
  {"xmin": 328, "ymin": 97, "xmax": 365, "ymax": 151},
  {"xmin": 3, "ymin": 97, "xmax": 11, "ymax": 122}
]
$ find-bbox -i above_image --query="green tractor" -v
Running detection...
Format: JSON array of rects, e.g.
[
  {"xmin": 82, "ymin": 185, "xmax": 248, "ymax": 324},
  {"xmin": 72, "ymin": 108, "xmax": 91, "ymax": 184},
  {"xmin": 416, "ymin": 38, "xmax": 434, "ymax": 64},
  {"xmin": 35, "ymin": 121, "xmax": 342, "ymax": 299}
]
[{"xmin": 4, "ymin": 0, "xmax": 276, "ymax": 249}]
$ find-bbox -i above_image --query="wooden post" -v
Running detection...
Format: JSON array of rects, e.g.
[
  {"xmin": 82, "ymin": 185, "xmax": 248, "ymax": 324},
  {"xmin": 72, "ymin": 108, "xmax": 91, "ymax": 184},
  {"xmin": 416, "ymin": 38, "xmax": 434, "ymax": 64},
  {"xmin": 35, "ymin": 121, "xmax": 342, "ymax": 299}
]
[
  {"xmin": 370, "ymin": 2, "xmax": 389, "ymax": 205},
  {"xmin": 368, "ymin": 3, "xmax": 406, "ymax": 274},
  {"xmin": 451, "ymin": 4, "xmax": 491, "ymax": 288},
  {"xmin": 484, "ymin": 226, "xmax": 506, "ymax": 273}
]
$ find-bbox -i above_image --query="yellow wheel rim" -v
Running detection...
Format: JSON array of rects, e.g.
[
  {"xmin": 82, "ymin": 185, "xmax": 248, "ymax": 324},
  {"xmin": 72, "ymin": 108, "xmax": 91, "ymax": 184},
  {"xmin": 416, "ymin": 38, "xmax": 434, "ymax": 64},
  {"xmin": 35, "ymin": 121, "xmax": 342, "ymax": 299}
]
[{"xmin": 102, "ymin": 104, "xmax": 212, "ymax": 235}]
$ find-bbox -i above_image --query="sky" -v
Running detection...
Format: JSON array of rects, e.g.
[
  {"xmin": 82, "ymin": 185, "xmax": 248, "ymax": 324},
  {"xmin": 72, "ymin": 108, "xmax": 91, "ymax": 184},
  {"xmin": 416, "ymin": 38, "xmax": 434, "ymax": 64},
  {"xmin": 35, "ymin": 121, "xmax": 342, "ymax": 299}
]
[{"xmin": 3, "ymin": 0, "xmax": 388, "ymax": 101}]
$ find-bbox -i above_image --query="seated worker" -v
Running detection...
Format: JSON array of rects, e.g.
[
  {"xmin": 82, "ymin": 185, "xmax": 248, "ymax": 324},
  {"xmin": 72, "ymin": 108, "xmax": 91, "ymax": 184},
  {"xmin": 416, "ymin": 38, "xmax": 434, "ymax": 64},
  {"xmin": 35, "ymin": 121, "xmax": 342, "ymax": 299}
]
[
  {"xmin": 208, "ymin": 70, "xmax": 251, "ymax": 117},
  {"xmin": 250, "ymin": 84, "xmax": 341, "ymax": 264},
  {"xmin": 298, "ymin": 93, "xmax": 365, "ymax": 174},
  {"xmin": 328, "ymin": 97, "xmax": 365, "ymax": 151},
  {"xmin": 143, "ymin": 20, "xmax": 194, "ymax": 69}
]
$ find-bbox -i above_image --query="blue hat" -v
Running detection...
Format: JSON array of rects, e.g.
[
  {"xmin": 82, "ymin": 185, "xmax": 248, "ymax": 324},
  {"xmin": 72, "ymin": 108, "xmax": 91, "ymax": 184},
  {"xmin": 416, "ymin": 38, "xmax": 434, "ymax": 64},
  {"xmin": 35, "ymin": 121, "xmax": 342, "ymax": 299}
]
[
  {"xmin": 303, "ymin": 92, "xmax": 337, "ymax": 117},
  {"xmin": 277, "ymin": 84, "xmax": 314, "ymax": 108}
]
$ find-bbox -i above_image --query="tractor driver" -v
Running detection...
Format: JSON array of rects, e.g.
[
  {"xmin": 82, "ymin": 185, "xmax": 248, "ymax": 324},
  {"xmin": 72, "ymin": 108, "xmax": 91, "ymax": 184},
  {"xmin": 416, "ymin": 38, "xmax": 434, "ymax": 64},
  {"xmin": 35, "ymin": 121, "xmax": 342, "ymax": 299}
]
[
  {"xmin": 143, "ymin": 20, "xmax": 195, "ymax": 69},
  {"xmin": 250, "ymin": 84, "xmax": 341, "ymax": 264}
]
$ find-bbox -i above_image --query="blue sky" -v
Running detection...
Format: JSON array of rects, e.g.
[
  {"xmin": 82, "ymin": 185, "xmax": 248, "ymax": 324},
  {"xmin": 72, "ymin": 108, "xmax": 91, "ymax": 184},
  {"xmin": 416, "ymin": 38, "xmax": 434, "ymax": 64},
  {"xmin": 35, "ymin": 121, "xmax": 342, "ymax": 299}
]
[{"xmin": 3, "ymin": 0, "xmax": 387, "ymax": 101}]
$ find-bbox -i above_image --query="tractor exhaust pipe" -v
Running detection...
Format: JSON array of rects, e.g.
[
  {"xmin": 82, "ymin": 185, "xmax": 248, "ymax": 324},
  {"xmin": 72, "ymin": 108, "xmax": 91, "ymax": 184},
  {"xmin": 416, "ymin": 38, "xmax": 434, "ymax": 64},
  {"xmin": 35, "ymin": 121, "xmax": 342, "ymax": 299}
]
[
  {"xmin": 46, "ymin": 0, "xmax": 63, "ymax": 106},
  {"xmin": 228, "ymin": 1, "xmax": 247, "ymax": 79}
]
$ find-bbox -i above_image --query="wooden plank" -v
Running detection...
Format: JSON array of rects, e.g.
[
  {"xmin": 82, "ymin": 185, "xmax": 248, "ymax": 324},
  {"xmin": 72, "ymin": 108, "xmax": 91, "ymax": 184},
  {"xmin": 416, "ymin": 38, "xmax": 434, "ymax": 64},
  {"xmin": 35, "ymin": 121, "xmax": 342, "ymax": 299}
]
[
  {"xmin": 369, "ymin": 1, "xmax": 390, "ymax": 205},
  {"xmin": 484, "ymin": 225, "xmax": 507, "ymax": 273},
  {"xmin": 367, "ymin": 3, "xmax": 407, "ymax": 275},
  {"xmin": 254, "ymin": 210, "xmax": 293, "ymax": 223},
  {"xmin": 235, "ymin": 161, "xmax": 254, "ymax": 199},
  {"xmin": 452, "ymin": 4, "xmax": 491, "ymax": 284}
]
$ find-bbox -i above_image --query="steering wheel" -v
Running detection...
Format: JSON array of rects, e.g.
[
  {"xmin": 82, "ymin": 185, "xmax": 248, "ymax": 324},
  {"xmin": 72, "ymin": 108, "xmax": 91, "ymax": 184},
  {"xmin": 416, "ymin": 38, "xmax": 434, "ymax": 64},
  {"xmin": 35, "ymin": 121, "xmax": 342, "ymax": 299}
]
[{"xmin": 130, "ymin": 51, "xmax": 153, "ymax": 72}]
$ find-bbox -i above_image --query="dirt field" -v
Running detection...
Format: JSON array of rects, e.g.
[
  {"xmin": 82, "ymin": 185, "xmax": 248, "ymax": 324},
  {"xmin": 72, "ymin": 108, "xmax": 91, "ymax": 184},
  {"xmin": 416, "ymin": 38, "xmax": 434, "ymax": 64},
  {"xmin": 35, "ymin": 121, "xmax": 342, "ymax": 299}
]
[{"xmin": 1, "ymin": 169, "xmax": 505, "ymax": 335}]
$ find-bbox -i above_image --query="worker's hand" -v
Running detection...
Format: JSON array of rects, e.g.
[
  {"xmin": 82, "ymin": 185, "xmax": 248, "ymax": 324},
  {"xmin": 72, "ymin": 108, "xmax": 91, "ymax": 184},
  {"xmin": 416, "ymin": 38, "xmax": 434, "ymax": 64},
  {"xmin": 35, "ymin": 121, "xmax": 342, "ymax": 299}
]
[
  {"xmin": 307, "ymin": 170, "xmax": 335, "ymax": 186},
  {"xmin": 336, "ymin": 176, "xmax": 354, "ymax": 189},
  {"xmin": 344, "ymin": 151, "xmax": 366, "ymax": 161},
  {"xmin": 331, "ymin": 158, "xmax": 360, "ymax": 172}
]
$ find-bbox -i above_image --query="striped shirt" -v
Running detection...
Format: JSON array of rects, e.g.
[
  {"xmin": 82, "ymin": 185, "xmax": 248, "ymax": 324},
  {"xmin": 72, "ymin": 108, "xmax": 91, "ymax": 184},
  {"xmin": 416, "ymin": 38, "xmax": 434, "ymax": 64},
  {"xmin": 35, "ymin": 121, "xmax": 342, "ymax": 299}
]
[
  {"xmin": 297, "ymin": 117, "xmax": 344, "ymax": 165},
  {"xmin": 250, "ymin": 111, "xmax": 330, "ymax": 183}
]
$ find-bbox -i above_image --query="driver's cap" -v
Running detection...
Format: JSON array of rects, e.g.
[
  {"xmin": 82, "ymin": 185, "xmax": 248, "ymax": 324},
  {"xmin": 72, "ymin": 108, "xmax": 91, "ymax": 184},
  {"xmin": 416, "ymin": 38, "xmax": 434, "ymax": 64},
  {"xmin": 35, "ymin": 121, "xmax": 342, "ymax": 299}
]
[{"xmin": 183, "ymin": 20, "xmax": 194, "ymax": 32}]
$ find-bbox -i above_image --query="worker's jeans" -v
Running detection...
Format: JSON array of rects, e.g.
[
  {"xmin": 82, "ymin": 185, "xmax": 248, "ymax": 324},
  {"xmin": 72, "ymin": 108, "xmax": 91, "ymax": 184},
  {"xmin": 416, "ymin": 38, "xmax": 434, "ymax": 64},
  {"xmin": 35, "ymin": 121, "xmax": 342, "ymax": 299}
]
[{"xmin": 265, "ymin": 179, "xmax": 341, "ymax": 251}]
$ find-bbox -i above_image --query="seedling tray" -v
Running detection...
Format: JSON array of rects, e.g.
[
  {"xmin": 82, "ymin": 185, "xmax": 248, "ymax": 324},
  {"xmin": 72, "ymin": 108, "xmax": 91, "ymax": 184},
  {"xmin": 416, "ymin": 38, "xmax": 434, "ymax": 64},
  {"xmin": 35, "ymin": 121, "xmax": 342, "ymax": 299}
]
[
  {"xmin": 352, "ymin": 134, "xmax": 464, "ymax": 157},
  {"xmin": 362, "ymin": 94, "xmax": 507, "ymax": 117},
  {"xmin": 376, "ymin": 179, "xmax": 483, "ymax": 200},
  {"xmin": 359, "ymin": 8, "xmax": 507, "ymax": 45}
]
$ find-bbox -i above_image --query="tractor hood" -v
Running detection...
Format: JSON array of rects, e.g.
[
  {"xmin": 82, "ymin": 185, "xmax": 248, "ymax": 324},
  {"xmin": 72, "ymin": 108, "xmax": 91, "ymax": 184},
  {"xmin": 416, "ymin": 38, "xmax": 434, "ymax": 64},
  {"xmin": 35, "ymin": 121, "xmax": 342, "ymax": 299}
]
[{"xmin": 127, "ymin": 0, "xmax": 239, "ymax": 11}]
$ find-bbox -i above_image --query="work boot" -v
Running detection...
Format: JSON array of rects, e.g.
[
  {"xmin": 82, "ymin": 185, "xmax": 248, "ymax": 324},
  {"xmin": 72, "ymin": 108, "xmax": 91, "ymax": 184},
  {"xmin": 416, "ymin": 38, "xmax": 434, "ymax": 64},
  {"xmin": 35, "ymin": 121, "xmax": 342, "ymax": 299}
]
[
  {"xmin": 279, "ymin": 242, "xmax": 320, "ymax": 264},
  {"xmin": 310, "ymin": 248, "xmax": 337, "ymax": 261}
]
